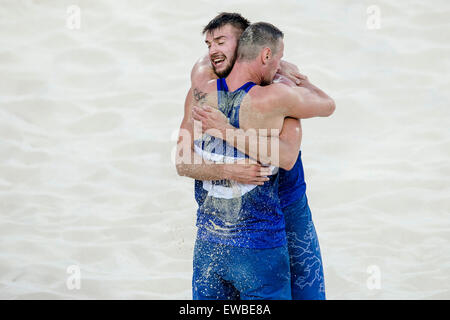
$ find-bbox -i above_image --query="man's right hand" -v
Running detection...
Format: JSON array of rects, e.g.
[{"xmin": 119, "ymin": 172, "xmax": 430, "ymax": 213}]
[
  {"xmin": 223, "ymin": 160, "xmax": 272, "ymax": 186},
  {"xmin": 192, "ymin": 105, "xmax": 231, "ymax": 134}
]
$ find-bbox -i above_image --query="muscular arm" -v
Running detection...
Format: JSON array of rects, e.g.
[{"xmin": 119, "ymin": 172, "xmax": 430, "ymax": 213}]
[
  {"xmin": 275, "ymin": 78, "xmax": 336, "ymax": 119},
  {"xmin": 175, "ymin": 88, "xmax": 225, "ymax": 180},
  {"xmin": 192, "ymin": 107, "xmax": 302, "ymax": 170},
  {"xmin": 229, "ymin": 117, "xmax": 301, "ymax": 170}
]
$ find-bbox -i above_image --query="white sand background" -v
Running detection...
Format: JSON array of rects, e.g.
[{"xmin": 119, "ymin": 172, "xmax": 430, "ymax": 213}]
[{"xmin": 0, "ymin": 0, "xmax": 449, "ymax": 299}]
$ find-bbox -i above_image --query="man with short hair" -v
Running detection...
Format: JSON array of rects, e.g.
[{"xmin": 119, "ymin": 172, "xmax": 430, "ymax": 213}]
[{"xmin": 176, "ymin": 13, "xmax": 334, "ymax": 300}]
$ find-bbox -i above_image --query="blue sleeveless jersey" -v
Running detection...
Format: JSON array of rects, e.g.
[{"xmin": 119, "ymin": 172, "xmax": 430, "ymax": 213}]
[
  {"xmin": 194, "ymin": 78, "xmax": 286, "ymax": 249},
  {"xmin": 278, "ymin": 151, "xmax": 307, "ymax": 208}
]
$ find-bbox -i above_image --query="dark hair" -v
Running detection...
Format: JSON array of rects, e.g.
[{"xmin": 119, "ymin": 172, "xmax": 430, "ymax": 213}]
[
  {"xmin": 202, "ymin": 12, "xmax": 250, "ymax": 35},
  {"xmin": 237, "ymin": 22, "xmax": 284, "ymax": 61}
]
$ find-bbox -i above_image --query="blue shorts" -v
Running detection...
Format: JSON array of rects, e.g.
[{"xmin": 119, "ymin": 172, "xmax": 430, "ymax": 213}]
[
  {"xmin": 284, "ymin": 193, "xmax": 326, "ymax": 300},
  {"xmin": 192, "ymin": 239, "xmax": 291, "ymax": 300}
]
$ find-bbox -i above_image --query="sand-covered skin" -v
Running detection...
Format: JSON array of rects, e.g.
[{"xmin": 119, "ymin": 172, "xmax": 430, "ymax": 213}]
[{"xmin": 0, "ymin": 0, "xmax": 449, "ymax": 299}]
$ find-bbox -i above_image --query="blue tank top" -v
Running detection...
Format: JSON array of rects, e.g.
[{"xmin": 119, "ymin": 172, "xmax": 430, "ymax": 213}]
[
  {"xmin": 278, "ymin": 151, "xmax": 307, "ymax": 208},
  {"xmin": 194, "ymin": 78, "xmax": 286, "ymax": 249}
]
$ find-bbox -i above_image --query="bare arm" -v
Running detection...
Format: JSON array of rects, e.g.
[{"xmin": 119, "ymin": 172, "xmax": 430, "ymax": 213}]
[
  {"xmin": 230, "ymin": 117, "xmax": 301, "ymax": 170},
  {"xmin": 276, "ymin": 78, "xmax": 336, "ymax": 119},
  {"xmin": 192, "ymin": 105, "xmax": 301, "ymax": 170},
  {"xmin": 175, "ymin": 88, "xmax": 224, "ymax": 180}
]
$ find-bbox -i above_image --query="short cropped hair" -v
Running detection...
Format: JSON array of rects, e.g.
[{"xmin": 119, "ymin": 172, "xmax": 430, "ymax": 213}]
[
  {"xmin": 202, "ymin": 12, "xmax": 250, "ymax": 35},
  {"xmin": 237, "ymin": 22, "xmax": 284, "ymax": 61}
]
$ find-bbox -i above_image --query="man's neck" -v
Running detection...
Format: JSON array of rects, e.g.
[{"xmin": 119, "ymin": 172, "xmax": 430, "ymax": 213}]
[{"xmin": 225, "ymin": 60, "xmax": 262, "ymax": 91}]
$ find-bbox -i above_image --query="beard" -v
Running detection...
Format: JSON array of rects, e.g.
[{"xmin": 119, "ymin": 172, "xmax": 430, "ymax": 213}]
[{"xmin": 212, "ymin": 54, "xmax": 237, "ymax": 78}]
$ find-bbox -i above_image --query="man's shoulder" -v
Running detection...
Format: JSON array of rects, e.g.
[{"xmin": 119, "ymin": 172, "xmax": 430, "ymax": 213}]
[
  {"xmin": 249, "ymin": 83, "xmax": 292, "ymax": 104},
  {"xmin": 191, "ymin": 55, "xmax": 217, "ymax": 83}
]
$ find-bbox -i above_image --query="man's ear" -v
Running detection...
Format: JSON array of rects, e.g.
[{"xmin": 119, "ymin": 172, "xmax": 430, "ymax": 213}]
[{"xmin": 261, "ymin": 47, "xmax": 272, "ymax": 65}]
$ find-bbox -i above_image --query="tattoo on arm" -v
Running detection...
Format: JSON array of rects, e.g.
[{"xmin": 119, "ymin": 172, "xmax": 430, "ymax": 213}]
[{"xmin": 193, "ymin": 88, "xmax": 207, "ymax": 105}]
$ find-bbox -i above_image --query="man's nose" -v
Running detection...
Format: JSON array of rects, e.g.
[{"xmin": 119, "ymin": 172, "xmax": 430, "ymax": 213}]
[{"xmin": 209, "ymin": 43, "xmax": 219, "ymax": 56}]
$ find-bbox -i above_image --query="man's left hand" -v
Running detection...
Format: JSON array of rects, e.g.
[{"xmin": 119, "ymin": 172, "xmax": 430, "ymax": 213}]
[{"xmin": 278, "ymin": 60, "xmax": 307, "ymax": 85}]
